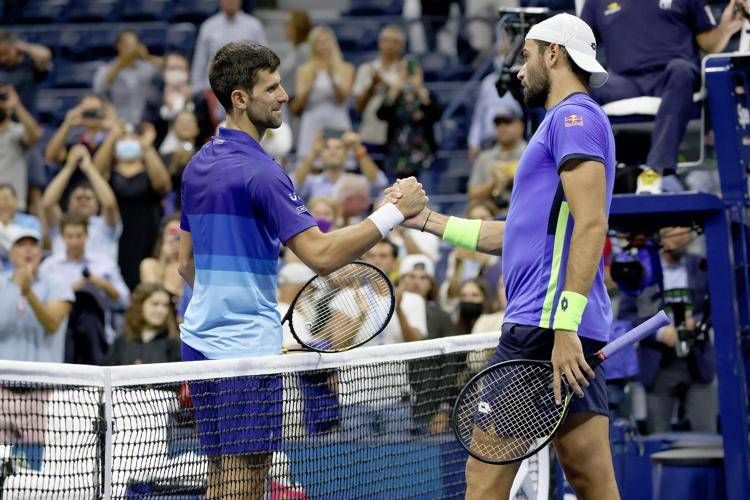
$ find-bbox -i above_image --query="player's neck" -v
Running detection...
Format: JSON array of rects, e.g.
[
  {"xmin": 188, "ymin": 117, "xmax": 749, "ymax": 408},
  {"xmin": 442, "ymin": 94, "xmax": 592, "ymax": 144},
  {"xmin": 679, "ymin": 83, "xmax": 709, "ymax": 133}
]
[
  {"xmin": 545, "ymin": 78, "xmax": 588, "ymax": 109},
  {"xmin": 226, "ymin": 114, "xmax": 264, "ymax": 142}
]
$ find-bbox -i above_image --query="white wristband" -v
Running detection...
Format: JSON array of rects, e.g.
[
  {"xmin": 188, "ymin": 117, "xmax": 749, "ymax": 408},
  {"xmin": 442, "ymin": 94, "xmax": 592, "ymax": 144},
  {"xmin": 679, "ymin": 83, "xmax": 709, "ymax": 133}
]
[{"xmin": 367, "ymin": 203, "xmax": 405, "ymax": 238}]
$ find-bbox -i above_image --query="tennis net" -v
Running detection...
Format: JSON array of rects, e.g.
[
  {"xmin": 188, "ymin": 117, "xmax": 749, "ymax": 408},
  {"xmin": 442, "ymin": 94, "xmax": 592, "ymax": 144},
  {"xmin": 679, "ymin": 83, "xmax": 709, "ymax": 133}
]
[{"xmin": 0, "ymin": 333, "xmax": 503, "ymax": 499}]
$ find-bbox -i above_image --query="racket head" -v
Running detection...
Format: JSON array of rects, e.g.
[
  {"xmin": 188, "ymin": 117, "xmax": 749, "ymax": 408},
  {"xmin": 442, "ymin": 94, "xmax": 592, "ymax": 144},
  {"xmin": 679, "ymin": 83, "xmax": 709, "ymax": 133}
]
[
  {"xmin": 284, "ymin": 261, "xmax": 395, "ymax": 353},
  {"xmin": 451, "ymin": 359, "xmax": 572, "ymax": 465}
]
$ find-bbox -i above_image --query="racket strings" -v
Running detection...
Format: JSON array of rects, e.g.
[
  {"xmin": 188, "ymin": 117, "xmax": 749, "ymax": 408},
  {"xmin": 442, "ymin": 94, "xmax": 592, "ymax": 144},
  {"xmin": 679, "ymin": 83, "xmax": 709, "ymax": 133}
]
[
  {"xmin": 292, "ymin": 264, "xmax": 393, "ymax": 351},
  {"xmin": 455, "ymin": 363, "xmax": 565, "ymax": 463}
]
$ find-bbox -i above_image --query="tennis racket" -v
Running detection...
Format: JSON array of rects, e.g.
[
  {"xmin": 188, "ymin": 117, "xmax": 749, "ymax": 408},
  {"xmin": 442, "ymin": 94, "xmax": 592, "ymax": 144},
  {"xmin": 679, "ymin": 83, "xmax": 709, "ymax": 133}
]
[
  {"xmin": 281, "ymin": 261, "xmax": 395, "ymax": 353},
  {"xmin": 452, "ymin": 310, "xmax": 670, "ymax": 464}
]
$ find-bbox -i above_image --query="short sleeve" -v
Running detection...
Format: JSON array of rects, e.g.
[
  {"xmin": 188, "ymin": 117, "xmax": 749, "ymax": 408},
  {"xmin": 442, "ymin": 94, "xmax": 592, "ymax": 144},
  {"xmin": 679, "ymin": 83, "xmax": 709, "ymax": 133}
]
[
  {"xmin": 547, "ymin": 103, "xmax": 608, "ymax": 172},
  {"xmin": 46, "ymin": 275, "xmax": 75, "ymax": 303},
  {"xmin": 687, "ymin": 0, "xmax": 716, "ymax": 34},
  {"xmin": 469, "ymin": 152, "xmax": 493, "ymax": 187},
  {"xmin": 352, "ymin": 63, "xmax": 373, "ymax": 97},
  {"xmin": 249, "ymin": 166, "xmax": 317, "ymax": 244}
]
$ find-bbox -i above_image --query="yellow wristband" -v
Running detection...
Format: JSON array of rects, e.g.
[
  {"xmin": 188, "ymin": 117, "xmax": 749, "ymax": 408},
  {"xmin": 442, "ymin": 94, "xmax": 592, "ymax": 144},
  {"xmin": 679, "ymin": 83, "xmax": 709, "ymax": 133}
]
[
  {"xmin": 442, "ymin": 216, "xmax": 481, "ymax": 251},
  {"xmin": 552, "ymin": 291, "xmax": 588, "ymax": 333}
]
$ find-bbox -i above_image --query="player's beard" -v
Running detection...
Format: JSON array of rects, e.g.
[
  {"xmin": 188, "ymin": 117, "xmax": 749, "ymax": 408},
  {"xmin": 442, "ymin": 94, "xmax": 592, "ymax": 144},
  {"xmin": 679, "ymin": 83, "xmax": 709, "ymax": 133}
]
[
  {"xmin": 523, "ymin": 63, "xmax": 551, "ymax": 108},
  {"xmin": 245, "ymin": 103, "xmax": 282, "ymax": 130}
]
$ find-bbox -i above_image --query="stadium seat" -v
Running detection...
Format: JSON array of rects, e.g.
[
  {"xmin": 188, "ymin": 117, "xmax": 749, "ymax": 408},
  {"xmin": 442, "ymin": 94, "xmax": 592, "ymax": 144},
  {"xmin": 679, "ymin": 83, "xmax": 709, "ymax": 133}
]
[
  {"xmin": 120, "ymin": 0, "xmax": 172, "ymax": 21},
  {"xmin": 53, "ymin": 61, "xmax": 104, "ymax": 88},
  {"xmin": 135, "ymin": 25, "xmax": 168, "ymax": 55},
  {"xmin": 36, "ymin": 89, "xmax": 88, "ymax": 124},
  {"xmin": 14, "ymin": 28, "xmax": 61, "ymax": 56},
  {"xmin": 167, "ymin": 23, "xmax": 197, "ymax": 58},
  {"xmin": 335, "ymin": 23, "xmax": 378, "ymax": 52},
  {"xmin": 65, "ymin": 0, "xmax": 120, "ymax": 22},
  {"xmin": 170, "ymin": 0, "xmax": 218, "ymax": 23},
  {"xmin": 60, "ymin": 27, "xmax": 117, "ymax": 61},
  {"xmin": 346, "ymin": 0, "xmax": 404, "ymax": 16},
  {"xmin": 15, "ymin": 0, "xmax": 67, "ymax": 24}
]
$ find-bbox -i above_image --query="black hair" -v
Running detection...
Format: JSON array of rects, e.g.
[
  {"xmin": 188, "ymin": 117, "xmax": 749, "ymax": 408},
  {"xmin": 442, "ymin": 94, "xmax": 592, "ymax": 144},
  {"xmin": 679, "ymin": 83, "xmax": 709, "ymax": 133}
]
[
  {"xmin": 536, "ymin": 40, "xmax": 590, "ymax": 86},
  {"xmin": 208, "ymin": 42, "xmax": 281, "ymax": 112}
]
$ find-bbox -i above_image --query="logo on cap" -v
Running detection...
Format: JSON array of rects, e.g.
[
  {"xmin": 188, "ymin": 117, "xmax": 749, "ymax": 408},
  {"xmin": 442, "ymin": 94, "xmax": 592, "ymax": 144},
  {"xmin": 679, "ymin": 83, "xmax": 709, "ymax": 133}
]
[{"xmin": 591, "ymin": 42, "xmax": 597, "ymax": 51}]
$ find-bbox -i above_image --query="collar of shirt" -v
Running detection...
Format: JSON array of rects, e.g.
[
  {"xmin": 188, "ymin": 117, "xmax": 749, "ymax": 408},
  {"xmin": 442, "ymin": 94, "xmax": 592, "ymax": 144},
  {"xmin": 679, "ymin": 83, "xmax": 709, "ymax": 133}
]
[{"xmin": 217, "ymin": 127, "xmax": 265, "ymax": 152}]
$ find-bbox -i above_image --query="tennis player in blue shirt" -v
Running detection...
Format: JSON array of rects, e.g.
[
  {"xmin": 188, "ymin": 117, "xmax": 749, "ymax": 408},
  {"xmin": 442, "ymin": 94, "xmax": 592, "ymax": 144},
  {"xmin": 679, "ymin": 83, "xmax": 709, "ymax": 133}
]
[
  {"xmin": 177, "ymin": 42, "xmax": 427, "ymax": 499},
  {"xmin": 390, "ymin": 14, "xmax": 618, "ymax": 500}
]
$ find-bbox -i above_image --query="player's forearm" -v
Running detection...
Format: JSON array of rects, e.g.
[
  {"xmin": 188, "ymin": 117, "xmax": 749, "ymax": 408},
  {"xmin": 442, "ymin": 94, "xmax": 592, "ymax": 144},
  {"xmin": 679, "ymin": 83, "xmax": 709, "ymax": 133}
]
[
  {"xmin": 422, "ymin": 212, "xmax": 504, "ymax": 256},
  {"xmin": 562, "ymin": 217, "xmax": 608, "ymax": 296},
  {"xmin": 312, "ymin": 222, "xmax": 383, "ymax": 275}
]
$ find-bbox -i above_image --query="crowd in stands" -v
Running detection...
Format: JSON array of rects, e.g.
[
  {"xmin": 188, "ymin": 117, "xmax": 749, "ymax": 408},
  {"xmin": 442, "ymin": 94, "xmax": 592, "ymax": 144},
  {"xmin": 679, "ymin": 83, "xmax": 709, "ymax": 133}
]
[{"xmin": 0, "ymin": 0, "xmax": 741, "ymax": 435}]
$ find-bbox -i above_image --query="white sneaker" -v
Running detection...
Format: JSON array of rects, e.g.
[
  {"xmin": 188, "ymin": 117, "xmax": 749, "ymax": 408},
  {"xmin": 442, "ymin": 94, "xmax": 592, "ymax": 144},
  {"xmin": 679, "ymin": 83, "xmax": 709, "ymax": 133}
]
[{"xmin": 636, "ymin": 168, "xmax": 662, "ymax": 194}]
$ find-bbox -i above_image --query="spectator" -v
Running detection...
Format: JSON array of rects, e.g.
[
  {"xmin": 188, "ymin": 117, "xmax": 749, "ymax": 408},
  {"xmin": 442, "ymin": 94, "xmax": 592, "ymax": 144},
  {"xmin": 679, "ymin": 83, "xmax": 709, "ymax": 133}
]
[
  {"xmin": 290, "ymin": 26, "xmax": 355, "ymax": 156},
  {"xmin": 139, "ymin": 214, "xmax": 183, "ymax": 308},
  {"xmin": 142, "ymin": 52, "xmax": 194, "ymax": 148},
  {"xmin": 471, "ymin": 275, "xmax": 506, "ymax": 334},
  {"xmin": 581, "ymin": 0, "xmax": 746, "ymax": 192},
  {"xmin": 455, "ymin": 277, "xmax": 496, "ymax": 335},
  {"xmin": 39, "ymin": 213, "xmax": 129, "ymax": 363},
  {"xmin": 352, "ymin": 25, "xmax": 407, "ymax": 154},
  {"xmin": 276, "ymin": 262, "xmax": 316, "ymax": 347},
  {"xmin": 278, "ymin": 11, "xmax": 312, "ymax": 120},
  {"xmin": 45, "ymin": 95, "xmax": 113, "ymax": 168},
  {"xmin": 0, "ymin": 227, "xmax": 73, "ymax": 362},
  {"xmin": 376, "ymin": 58, "xmax": 442, "ymax": 179},
  {"xmin": 160, "ymin": 111, "xmax": 200, "ymax": 212},
  {"xmin": 93, "ymin": 29, "xmax": 164, "ymax": 125},
  {"xmin": 635, "ymin": 227, "xmax": 717, "ymax": 432},
  {"xmin": 294, "ymin": 131, "xmax": 388, "ymax": 204},
  {"xmin": 105, "ymin": 283, "xmax": 180, "ymax": 365},
  {"xmin": 440, "ymin": 201, "xmax": 499, "ymax": 311},
  {"xmin": 334, "ymin": 174, "xmax": 375, "ymax": 226},
  {"xmin": 190, "ymin": 0, "xmax": 267, "ymax": 93},
  {"xmin": 0, "ymin": 84, "xmax": 40, "ymax": 212},
  {"xmin": 93, "ymin": 121, "xmax": 171, "ymax": 289},
  {"xmin": 468, "ymin": 102, "xmax": 526, "ymax": 205},
  {"xmin": 308, "ymin": 196, "xmax": 340, "ymax": 233},
  {"xmin": 0, "ymin": 183, "xmax": 41, "ymax": 268},
  {"xmin": 0, "ymin": 30, "xmax": 51, "ymax": 115},
  {"xmin": 399, "ymin": 254, "xmax": 452, "ymax": 340},
  {"xmin": 42, "ymin": 145, "xmax": 122, "ymax": 263}
]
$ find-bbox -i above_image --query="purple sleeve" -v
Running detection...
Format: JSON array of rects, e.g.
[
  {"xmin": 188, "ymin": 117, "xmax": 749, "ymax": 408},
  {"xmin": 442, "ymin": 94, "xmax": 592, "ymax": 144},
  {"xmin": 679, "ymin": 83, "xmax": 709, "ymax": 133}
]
[
  {"xmin": 249, "ymin": 167, "xmax": 318, "ymax": 244},
  {"xmin": 688, "ymin": 0, "xmax": 716, "ymax": 34},
  {"xmin": 547, "ymin": 103, "xmax": 608, "ymax": 172}
]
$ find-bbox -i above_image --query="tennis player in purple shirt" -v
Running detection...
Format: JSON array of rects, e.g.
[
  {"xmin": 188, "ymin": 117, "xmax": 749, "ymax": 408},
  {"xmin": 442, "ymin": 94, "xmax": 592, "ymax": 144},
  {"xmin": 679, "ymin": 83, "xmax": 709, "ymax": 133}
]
[
  {"xmin": 177, "ymin": 42, "xmax": 427, "ymax": 498},
  {"xmin": 390, "ymin": 13, "xmax": 618, "ymax": 500}
]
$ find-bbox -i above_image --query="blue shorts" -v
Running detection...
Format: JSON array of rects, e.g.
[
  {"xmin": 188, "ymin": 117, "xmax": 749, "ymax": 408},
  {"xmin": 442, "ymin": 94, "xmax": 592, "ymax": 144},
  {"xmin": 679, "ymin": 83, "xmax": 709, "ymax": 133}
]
[
  {"xmin": 181, "ymin": 342, "xmax": 282, "ymax": 456},
  {"xmin": 488, "ymin": 323, "xmax": 609, "ymax": 417}
]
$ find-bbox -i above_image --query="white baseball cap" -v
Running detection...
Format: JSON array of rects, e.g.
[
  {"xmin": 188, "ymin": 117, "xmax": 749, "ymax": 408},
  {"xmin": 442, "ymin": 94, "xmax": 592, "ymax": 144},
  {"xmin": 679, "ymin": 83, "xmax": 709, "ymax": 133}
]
[
  {"xmin": 399, "ymin": 254, "xmax": 435, "ymax": 279},
  {"xmin": 525, "ymin": 13, "xmax": 608, "ymax": 88}
]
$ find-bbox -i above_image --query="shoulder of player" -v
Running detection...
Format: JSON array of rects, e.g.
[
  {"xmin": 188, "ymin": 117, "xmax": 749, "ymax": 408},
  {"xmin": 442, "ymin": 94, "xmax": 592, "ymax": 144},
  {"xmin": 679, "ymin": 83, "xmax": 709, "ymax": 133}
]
[{"xmin": 550, "ymin": 98, "xmax": 608, "ymax": 127}]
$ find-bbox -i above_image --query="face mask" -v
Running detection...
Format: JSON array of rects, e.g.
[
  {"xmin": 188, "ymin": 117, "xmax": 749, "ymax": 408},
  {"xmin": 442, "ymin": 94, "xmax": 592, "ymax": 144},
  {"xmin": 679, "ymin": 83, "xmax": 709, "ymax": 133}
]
[
  {"xmin": 0, "ymin": 108, "xmax": 7, "ymax": 122},
  {"xmin": 459, "ymin": 301, "xmax": 483, "ymax": 320},
  {"xmin": 115, "ymin": 139, "xmax": 143, "ymax": 161},
  {"xmin": 164, "ymin": 69, "xmax": 188, "ymax": 86},
  {"xmin": 316, "ymin": 218, "xmax": 333, "ymax": 233}
]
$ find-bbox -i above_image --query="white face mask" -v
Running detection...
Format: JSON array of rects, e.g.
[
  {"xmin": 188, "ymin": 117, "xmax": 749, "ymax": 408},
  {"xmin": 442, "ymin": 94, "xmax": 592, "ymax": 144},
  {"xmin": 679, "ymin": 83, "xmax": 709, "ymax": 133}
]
[
  {"xmin": 115, "ymin": 139, "xmax": 143, "ymax": 161},
  {"xmin": 164, "ymin": 69, "xmax": 188, "ymax": 86}
]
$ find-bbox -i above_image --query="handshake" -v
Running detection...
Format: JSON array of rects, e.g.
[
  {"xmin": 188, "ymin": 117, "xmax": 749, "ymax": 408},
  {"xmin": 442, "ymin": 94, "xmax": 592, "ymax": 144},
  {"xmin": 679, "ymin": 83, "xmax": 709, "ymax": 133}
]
[{"xmin": 382, "ymin": 177, "xmax": 430, "ymax": 231}]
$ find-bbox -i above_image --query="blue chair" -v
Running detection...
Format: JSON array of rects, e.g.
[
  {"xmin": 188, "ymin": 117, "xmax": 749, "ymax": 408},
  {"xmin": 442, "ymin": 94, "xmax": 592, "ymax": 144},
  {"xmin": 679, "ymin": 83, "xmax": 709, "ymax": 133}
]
[
  {"xmin": 16, "ymin": 0, "xmax": 68, "ymax": 23},
  {"xmin": 60, "ymin": 27, "xmax": 117, "ymax": 61},
  {"xmin": 54, "ymin": 61, "xmax": 105, "ymax": 88},
  {"xmin": 120, "ymin": 0, "xmax": 172, "ymax": 21},
  {"xmin": 17, "ymin": 28, "xmax": 61, "ymax": 55},
  {"xmin": 346, "ymin": 0, "xmax": 403, "ymax": 16},
  {"xmin": 136, "ymin": 25, "xmax": 168, "ymax": 56},
  {"xmin": 335, "ymin": 23, "xmax": 378, "ymax": 52},
  {"xmin": 167, "ymin": 23, "xmax": 197, "ymax": 58},
  {"xmin": 170, "ymin": 0, "xmax": 218, "ymax": 23},
  {"xmin": 65, "ymin": 0, "xmax": 120, "ymax": 22},
  {"xmin": 36, "ymin": 89, "xmax": 88, "ymax": 124}
]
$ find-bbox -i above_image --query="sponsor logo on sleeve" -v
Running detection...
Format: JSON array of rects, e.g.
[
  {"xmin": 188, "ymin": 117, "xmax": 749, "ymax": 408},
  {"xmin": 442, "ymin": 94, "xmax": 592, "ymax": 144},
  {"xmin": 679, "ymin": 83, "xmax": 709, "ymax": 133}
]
[{"xmin": 564, "ymin": 114, "xmax": 584, "ymax": 128}]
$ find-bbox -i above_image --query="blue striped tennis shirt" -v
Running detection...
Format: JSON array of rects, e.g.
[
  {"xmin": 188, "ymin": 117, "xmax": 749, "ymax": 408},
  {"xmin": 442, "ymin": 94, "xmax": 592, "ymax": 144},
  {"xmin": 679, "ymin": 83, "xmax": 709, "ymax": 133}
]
[{"xmin": 180, "ymin": 128, "xmax": 317, "ymax": 359}]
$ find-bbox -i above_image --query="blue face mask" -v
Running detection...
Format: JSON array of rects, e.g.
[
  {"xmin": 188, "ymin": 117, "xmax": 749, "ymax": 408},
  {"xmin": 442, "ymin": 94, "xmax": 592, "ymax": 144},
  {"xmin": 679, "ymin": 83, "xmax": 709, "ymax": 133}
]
[
  {"xmin": 115, "ymin": 139, "xmax": 143, "ymax": 161},
  {"xmin": 316, "ymin": 218, "xmax": 333, "ymax": 233}
]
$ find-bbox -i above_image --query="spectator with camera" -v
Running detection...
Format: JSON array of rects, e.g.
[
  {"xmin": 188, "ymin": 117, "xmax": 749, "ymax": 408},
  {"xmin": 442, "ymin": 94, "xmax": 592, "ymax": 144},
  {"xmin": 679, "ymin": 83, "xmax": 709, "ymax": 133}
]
[
  {"xmin": 159, "ymin": 111, "xmax": 199, "ymax": 212},
  {"xmin": 0, "ymin": 84, "xmax": 40, "ymax": 213},
  {"xmin": 142, "ymin": 52, "xmax": 195, "ymax": 148},
  {"xmin": 45, "ymin": 95, "xmax": 113, "ymax": 167},
  {"xmin": 468, "ymin": 102, "xmax": 526, "ymax": 206},
  {"xmin": 93, "ymin": 121, "xmax": 171, "ymax": 290},
  {"xmin": 0, "ymin": 227, "xmax": 73, "ymax": 362},
  {"xmin": 0, "ymin": 30, "xmax": 51, "ymax": 115},
  {"xmin": 293, "ymin": 130, "xmax": 388, "ymax": 204},
  {"xmin": 42, "ymin": 144, "xmax": 122, "ymax": 263},
  {"xmin": 93, "ymin": 29, "xmax": 164, "ymax": 125},
  {"xmin": 376, "ymin": 57, "xmax": 442, "ymax": 179},
  {"xmin": 39, "ymin": 212, "xmax": 129, "ymax": 363},
  {"xmin": 352, "ymin": 25, "xmax": 408, "ymax": 155}
]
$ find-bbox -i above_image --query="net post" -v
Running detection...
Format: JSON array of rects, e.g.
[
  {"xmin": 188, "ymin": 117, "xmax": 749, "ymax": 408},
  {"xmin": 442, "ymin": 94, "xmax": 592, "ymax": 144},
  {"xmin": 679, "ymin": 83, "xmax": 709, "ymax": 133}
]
[{"xmin": 102, "ymin": 368, "xmax": 114, "ymax": 499}]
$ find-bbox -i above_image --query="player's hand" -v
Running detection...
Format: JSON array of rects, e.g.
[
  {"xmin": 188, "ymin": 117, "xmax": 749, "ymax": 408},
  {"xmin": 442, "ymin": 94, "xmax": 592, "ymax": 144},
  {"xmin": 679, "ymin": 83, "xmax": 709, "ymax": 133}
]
[
  {"xmin": 391, "ymin": 177, "xmax": 428, "ymax": 218},
  {"xmin": 401, "ymin": 207, "xmax": 430, "ymax": 230},
  {"xmin": 551, "ymin": 330, "xmax": 595, "ymax": 405}
]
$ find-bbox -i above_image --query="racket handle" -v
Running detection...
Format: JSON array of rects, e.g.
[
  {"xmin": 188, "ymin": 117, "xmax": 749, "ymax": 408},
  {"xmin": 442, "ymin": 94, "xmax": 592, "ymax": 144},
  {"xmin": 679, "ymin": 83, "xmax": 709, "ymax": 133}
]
[{"xmin": 596, "ymin": 310, "xmax": 670, "ymax": 362}]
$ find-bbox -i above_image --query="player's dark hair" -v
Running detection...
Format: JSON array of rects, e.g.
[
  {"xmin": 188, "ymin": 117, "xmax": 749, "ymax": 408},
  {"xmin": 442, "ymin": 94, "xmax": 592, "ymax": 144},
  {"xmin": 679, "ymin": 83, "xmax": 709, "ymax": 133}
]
[
  {"xmin": 60, "ymin": 212, "xmax": 89, "ymax": 233},
  {"xmin": 536, "ymin": 41, "xmax": 590, "ymax": 86},
  {"xmin": 209, "ymin": 42, "xmax": 281, "ymax": 112}
]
